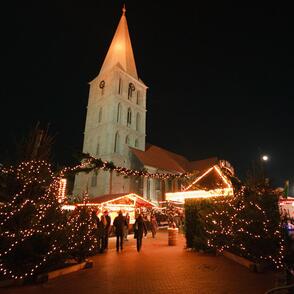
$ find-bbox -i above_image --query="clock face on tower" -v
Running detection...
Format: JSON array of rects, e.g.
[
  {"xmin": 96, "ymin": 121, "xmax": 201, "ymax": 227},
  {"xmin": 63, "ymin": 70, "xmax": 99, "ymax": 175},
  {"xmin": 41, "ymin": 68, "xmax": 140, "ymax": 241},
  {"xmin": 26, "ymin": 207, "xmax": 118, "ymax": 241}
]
[{"xmin": 99, "ymin": 80, "xmax": 105, "ymax": 89}]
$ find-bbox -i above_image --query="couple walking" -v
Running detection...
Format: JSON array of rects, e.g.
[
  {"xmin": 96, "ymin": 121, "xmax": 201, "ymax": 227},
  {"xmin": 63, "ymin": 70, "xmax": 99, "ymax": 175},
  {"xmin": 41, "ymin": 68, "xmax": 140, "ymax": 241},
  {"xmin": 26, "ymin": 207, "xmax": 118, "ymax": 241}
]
[{"xmin": 113, "ymin": 211, "xmax": 147, "ymax": 252}]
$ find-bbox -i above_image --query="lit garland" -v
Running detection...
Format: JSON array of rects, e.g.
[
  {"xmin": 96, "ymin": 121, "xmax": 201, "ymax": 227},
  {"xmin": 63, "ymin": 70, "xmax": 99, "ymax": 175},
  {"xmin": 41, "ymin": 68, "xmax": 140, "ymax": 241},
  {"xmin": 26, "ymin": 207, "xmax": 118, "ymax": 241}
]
[{"xmin": 60, "ymin": 153, "xmax": 189, "ymax": 180}]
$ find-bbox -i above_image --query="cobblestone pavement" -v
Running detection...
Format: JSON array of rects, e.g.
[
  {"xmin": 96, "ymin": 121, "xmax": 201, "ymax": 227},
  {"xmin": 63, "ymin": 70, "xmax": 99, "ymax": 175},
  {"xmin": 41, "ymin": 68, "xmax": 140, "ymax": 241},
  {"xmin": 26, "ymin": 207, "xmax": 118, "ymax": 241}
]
[{"xmin": 2, "ymin": 230, "xmax": 276, "ymax": 294}]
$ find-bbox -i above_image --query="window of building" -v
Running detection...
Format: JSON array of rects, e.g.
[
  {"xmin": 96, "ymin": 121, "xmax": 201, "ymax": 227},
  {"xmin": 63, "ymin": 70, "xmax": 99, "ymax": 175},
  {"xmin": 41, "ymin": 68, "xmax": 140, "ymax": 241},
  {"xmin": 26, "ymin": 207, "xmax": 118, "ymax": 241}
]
[
  {"xmin": 96, "ymin": 143, "xmax": 100, "ymax": 156},
  {"xmin": 127, "ymin": 108, "xmax": 132, "ymax": 127},
  {"xmin": 128, "ymin": 83, "xmax": 135, "ymax": 100},
  {"xmin": 135, "ymin": 139, "xmax": 139, "ymax": 147},
  {"xmin": 125, "ymin": 135, "xmax": 130, "ymax": 145},
  {"xmin": 136, "ymin": 91, "xmax": 140, "ymax": 105},
  {"xmin": 136, "ymin": 113, "xmax": 140, "ymax": 131},
  {"xmin": 168, "ymin": 179, "xmax": 172, "ymax": 192},
  {"xmin": 91, "ymin": 173, "xmax": 97, "ymax": 187},
  {"xmin": 155, "ymin": 179, "xmax": 161, "ymax": 190},
  {"xmin": 147, "ymin": 178, "xmax": 151, "ymax": 200},
  {"xmin": 117, "ymin": 103, "xmax": 121, "ymax": 123},
  {"xmin": 98, "ymin": 107, "xmax": 103, "ymax": 123},
  {"xmin": 114, "ymin": 132, "xmax": 120, "ymax": 153},
  {"xmin": 118, "ymin": 78, "xmax": 122, "ymax": 94}
]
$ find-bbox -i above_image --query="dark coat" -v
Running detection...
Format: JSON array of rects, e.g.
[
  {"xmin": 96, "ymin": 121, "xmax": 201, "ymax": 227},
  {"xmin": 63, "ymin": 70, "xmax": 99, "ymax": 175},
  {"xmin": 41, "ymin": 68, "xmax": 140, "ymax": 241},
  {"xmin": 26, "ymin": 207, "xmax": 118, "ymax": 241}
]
[
  {"xmin": 113, "ymin": 214, "xmax": 126, "ymax": 235},
  {"xmin": 96, "ymin": 219, "xmax": 105, "ymax": 238},
  {"xmin": 134, "ymin": 216, "xmax": 147, "ymax": 239},
  {"xmin": 104, "ymin": 214, "xmax": 111, "ymax": 233}
]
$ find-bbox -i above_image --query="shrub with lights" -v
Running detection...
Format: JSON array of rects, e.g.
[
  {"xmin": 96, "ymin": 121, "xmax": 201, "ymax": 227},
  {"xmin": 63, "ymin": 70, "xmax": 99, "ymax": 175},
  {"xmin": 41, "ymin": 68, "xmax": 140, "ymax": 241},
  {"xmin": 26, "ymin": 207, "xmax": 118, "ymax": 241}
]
[
  {"xmin": 185, "ymin": 182, "xmax": 284, "ymax": 269},
  {"xmin": 0, "ymin": 160, "xmax": 70, "ymax": 280}
]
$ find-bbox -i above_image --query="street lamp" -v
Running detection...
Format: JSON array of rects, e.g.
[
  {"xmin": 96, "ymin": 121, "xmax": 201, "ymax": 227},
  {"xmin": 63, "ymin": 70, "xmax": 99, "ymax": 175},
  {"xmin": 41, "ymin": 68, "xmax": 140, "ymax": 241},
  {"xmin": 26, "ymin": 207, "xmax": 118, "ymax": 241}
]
[{"xmin": 262, "ymin": 155, "xmax": 269, "ymax": 162}]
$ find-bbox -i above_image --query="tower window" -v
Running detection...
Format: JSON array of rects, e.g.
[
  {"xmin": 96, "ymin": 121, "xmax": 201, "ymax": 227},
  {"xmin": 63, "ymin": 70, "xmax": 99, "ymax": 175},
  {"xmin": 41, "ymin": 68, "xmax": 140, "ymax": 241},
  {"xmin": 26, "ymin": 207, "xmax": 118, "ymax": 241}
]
[
  {"xmin": 128, "ymin": 83, "xmax": 135, "ymax": 100},
  {"xmin": 127, "ymin": 108, "xmax": 132, "ymax": 127},
  {"xmin": 98, "ymin": 107, "xmax": 103, "ymax": 123},
  {"xmin": 114, "ymin": 132, "xmax": 120, "ymax": 153},
  {"xmin": 118, "ymin": 78, "xmax": 122, "ymax": 94},
  {"xmin": 125, "ymin": 135, "xmax": 130, "ymax": 145},
  {"xmin": 117, "ymin": 103, "xmax": 121, "ymax": 123},
  {"xmin": 135, "ymin": 139, "xmax": 139, "ymax": 147},
  {"xmin": 136, "ymin": 112, "xmax": 140, "ymax": 131},
  {"xmin": 136, "ymin": 91, "xmax": 140, "ymax": 105}
]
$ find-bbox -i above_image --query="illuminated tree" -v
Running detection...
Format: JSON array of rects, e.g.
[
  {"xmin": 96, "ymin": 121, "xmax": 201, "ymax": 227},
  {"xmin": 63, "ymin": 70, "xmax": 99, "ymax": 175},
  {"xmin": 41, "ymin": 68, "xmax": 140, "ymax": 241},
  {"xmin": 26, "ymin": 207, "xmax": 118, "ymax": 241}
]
[
  {"xmin": 0, "ymin": 160, "xmax": 69, "ymax": 280},
  {"xmin": 0, "ymin": 126, "xmax": 97, "ymax": 280},
  {"xmin": 67, "ymin": 206, "xmax": 98, "ymax": 262}
]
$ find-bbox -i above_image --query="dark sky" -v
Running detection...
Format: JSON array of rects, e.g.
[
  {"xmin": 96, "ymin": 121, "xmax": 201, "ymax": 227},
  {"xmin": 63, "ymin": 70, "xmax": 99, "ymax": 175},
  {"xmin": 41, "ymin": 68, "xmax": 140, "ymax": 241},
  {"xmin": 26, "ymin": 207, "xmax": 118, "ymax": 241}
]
[{"xmin": 0, "ymin": 1, "xmax": 293, "ymax": 189}]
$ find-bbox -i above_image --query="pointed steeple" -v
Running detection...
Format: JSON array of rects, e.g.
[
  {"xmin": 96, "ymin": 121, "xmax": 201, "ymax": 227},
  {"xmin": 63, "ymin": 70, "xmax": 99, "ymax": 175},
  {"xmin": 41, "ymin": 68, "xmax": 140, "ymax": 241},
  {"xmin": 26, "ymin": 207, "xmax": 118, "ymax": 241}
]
[{"xmin": 99, "ymin": 5, "xmax": 138, "ymax": 79}]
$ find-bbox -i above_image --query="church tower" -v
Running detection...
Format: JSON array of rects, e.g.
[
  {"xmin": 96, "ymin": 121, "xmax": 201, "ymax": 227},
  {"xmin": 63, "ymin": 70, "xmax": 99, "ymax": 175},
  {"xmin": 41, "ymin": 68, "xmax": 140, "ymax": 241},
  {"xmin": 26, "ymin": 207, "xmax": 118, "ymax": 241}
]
[{"xmin": 73, "ymin": 6, "xmax": 147, "ymax": 197}]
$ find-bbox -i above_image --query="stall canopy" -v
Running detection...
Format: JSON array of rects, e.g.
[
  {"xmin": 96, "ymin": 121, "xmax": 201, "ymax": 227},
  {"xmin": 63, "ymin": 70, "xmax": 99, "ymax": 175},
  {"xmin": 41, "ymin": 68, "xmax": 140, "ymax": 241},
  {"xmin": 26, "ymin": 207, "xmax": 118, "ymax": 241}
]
[
  {"xmin": 166, "ymin": 165, "xmax": 234, "ymax": 203},
  {"xmin": 77, "ymin": 193, "xmax": 156, "ymax": 224},
  {"xmin": 84, "ymin": 193, "xmax": 156, "ymax": 208}
]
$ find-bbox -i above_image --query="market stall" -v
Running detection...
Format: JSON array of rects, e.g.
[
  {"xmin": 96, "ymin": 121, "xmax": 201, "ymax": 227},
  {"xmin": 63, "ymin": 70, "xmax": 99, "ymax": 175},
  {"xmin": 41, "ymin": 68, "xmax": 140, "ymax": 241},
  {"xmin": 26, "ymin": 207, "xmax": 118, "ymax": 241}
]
[
  {"xmin": 166, "ymin": 165, "xmax": 233, "ymax": 203},
  {"xmin": 77, "ymin": 193, "xmax": 156, "ymax": 224}
]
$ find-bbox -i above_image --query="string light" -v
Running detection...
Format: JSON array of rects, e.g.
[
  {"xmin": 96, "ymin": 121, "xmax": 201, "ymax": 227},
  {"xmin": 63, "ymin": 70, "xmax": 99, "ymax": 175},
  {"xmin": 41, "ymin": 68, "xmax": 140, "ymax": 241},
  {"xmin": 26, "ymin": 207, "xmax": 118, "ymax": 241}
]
[
  {"xmin": 200, "ymin": 185, "xmax": 285, "ymax": 269},
  {"xmin": 60, "ymin": 154, "xmax": 189, "ymax": 180},
  {"xmin": 0, "ymin": 160, "xmax": 98, "ymax": 280}
]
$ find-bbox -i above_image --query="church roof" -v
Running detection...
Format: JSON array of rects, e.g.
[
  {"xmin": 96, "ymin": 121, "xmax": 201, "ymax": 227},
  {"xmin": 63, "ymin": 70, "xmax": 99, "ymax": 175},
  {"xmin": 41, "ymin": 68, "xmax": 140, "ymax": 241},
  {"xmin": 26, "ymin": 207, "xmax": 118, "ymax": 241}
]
[
  {"xmin": 130, "ymin": 144, "xmax": 218, "ymax": 174},
  {"xmin": 99, "ymin": 6, "xmax": 138, "ymax": 79},
  {"xmin": 189, "ymin": 157, "xmax": 219, "ymax": 172}
]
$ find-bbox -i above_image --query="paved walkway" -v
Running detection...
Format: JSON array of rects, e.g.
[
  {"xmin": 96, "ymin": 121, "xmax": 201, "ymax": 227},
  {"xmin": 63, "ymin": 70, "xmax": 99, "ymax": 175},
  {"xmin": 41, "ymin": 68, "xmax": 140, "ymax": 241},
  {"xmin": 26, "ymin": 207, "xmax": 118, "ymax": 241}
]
[{"xmin": 2, "ymin": 230, "xmax": 276, "ymax": 294}]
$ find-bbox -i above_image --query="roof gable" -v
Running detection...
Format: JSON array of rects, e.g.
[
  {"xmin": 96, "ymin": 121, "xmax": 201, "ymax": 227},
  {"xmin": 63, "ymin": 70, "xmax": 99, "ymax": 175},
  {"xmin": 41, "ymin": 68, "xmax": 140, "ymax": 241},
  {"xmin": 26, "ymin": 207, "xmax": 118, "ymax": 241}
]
[{"xmin": 185, "ymin": 165, "xmax": 231, "ymax": 191}]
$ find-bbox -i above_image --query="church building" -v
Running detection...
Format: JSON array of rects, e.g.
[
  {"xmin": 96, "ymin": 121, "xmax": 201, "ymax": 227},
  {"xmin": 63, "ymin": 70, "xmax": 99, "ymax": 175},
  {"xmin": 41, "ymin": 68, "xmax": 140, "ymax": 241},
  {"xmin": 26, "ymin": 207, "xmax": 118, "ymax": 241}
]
[{"xmin": 73, "ymin": 7, "xmax": 233, "ymax": 204}]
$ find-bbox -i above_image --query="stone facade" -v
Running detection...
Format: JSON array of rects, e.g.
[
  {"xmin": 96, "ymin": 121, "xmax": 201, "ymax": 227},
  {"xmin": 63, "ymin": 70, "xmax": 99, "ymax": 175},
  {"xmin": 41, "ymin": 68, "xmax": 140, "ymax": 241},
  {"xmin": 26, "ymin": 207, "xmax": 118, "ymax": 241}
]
[{"xmin": 73, "ymin": 8, "xmax": 147, "ymax": 197}]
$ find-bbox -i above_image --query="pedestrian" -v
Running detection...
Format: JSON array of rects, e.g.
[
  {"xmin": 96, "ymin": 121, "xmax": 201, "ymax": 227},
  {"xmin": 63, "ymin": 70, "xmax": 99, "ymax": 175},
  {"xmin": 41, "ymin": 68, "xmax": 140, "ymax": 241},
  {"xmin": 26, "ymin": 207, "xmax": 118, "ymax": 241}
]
[
  {"xmin": 103, "ymin": 210, "xmax": 111, "ymax": 250},
  {"xmin": 92, "ymin": 211, "xmax": 100, "ymax": 252},
  {"xmin": 134, "ymin": 214, "xmax": 147, "ymax": 252},
  {"xmin": 113, "ymin": 211, "xmax": 127, "ymax": 252},
  {"xmin": 96, "ymin": 215, "xmax": 105, "ymax": 253},
  {"xmin": 124, "ymin": 212, "xmax": 130, "ymax": 241},
  {"xmin": 151, "ymin": 215, "xmax": 158, "ymax": 238}
]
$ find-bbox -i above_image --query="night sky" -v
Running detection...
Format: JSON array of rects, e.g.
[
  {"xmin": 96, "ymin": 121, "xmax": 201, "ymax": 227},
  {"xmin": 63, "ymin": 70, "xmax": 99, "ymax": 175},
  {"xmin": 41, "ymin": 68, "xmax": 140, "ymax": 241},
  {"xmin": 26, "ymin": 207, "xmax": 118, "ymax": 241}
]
[{"xmin": 1, "ymin": 1, "xmax": 293, "ymax": 190}]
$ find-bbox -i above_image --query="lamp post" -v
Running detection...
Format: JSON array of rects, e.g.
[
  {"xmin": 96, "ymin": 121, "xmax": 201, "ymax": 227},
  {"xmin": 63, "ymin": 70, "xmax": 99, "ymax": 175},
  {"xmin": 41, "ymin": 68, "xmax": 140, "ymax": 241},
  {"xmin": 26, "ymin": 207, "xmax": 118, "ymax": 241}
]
[{"xmin": 261, "ymin": 154, "xmax": 269, "ymax": 184}]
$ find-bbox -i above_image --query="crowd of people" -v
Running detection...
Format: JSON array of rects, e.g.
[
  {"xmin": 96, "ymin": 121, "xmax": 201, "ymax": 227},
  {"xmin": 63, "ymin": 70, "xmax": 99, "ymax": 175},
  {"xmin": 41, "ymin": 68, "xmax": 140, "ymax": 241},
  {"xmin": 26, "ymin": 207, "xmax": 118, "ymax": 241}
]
[
  {"xmin": 92, "ymin": 210, "xmax": 159, "ymax": 253},
  {"xmin": 92, "ymin": 203, "xmax": 184, "ymax": 254}
]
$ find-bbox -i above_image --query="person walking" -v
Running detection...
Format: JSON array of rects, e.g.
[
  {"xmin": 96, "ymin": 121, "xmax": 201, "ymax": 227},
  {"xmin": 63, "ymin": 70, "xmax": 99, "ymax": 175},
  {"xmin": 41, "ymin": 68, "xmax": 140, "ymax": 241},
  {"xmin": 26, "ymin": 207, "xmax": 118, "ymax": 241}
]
[
  {"xmin": 151, "ymin": 215, "xmax": 158, "ymax": 238},
  {"xmin": 96, "ymin": 215, "xmax": 105, "ymax": 253},
  {"xmin": 113, "ymin": 211, "xmax": 127, "ymax": 252},
  {"xmin": 103, "ymin": 210, "xmax": 111, "ymax": 250},
  {"xmin": 92, "ymin": 211, "xmax": 100, "ymax": 253},
  {"xmin": 134, "ymin": 214, "xmax": 147, "ymax": 252},
  {"xmin": 124, "ymin": 212, "xmax": 130, "ymax": 241}
]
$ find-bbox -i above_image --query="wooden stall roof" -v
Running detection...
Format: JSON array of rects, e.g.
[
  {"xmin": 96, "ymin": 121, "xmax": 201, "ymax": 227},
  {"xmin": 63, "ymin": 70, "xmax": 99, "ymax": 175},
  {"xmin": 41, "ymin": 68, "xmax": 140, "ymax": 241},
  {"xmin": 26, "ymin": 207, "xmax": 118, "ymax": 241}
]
[{"xmin": 86, "ymin": 193, "xmax": 157, "ymax": 207}]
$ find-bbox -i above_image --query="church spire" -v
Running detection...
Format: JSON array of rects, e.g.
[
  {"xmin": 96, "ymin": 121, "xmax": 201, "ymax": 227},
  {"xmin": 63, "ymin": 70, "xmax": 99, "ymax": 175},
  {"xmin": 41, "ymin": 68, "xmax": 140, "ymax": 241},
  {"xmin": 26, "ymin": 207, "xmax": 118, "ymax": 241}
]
[{"xmin": 99, "ymin": 5, "xmax": 138, "ymax": 79}]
